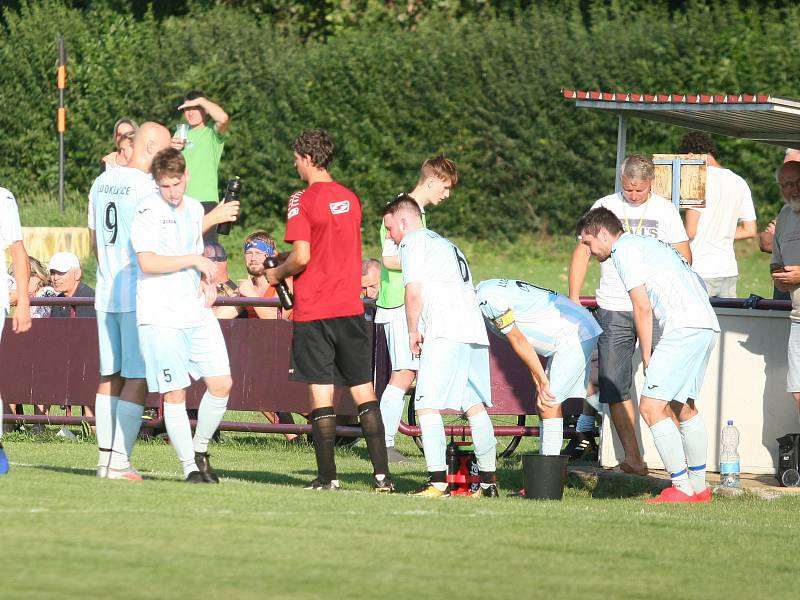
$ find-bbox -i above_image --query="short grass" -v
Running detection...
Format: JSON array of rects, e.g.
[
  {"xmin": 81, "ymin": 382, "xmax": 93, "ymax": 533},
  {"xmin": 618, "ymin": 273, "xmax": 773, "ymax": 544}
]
[{"xmin": 1, "ymin": 430, "xmax": 798, "ymax": 600}]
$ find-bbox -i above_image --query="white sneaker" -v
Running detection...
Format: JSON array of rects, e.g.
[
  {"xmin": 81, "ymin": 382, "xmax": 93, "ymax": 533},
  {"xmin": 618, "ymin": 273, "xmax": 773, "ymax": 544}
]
[
  {"xmin": 106, "ymin": 466, "xmax": 143, "ymax": 481},
  {"xmin": 57, "ymin": 426, "xmax": 78, "ymax": 441}
]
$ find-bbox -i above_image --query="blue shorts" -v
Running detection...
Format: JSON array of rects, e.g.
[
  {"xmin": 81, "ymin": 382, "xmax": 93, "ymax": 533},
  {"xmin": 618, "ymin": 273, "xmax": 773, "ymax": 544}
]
[
  {"xmin": 643, "ymin": 328, "xmax": 717, "ymax": 403},
  {"xmin": 546, "ymin": 336, "xmax": 598, "ymax": 403},
  {"xmin": 414, "ymin": 338, "xmax": 491, "ymax": 412},
  {"xmin": 96, "ymin": 310, "xmax": 146, "ymax": 379},
  {"xmin": 384, "ymin": 318, "xmax": 419, "ymax": 372},
  {"xmin": 139, "ymin": 314, "xmax": 230, "ymax": 393}
]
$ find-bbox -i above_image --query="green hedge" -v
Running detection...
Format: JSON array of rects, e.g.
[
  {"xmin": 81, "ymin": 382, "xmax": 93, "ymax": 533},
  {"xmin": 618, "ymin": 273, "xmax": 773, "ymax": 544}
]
[{"xmin": 1, "ymin": 1, "xmax": 797, "ymax": 243}]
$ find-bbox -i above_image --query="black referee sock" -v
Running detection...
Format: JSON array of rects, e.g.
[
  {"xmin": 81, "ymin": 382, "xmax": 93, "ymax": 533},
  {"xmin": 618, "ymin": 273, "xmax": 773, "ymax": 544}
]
[
  {"xmin": 310, "ymin": 407, "xmax": 337, "ymax": 483},
  {"xmin": 358, "ymin": 401, "xmax": 390, "ymax": 477}
]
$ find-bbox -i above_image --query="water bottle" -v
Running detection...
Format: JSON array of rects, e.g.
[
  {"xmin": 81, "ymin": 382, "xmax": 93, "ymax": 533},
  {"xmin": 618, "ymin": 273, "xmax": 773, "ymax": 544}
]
[
  {"xmin": 216, "ymin": 177, "xmax": 241, "ymax": 235},
  {"xmin": 719, "ymin": 420, "xmax": 741, "ymax": 488},
  {"xmin": 263, "ymin": 256, "xmax": 294, "ymax": 310}
]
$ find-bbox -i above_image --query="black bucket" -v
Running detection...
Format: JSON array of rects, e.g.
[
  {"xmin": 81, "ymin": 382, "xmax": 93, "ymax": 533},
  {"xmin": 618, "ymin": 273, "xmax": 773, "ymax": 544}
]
[{"xmin": 521, "ymin": 453, "xmax": 569, "ymax": 500}]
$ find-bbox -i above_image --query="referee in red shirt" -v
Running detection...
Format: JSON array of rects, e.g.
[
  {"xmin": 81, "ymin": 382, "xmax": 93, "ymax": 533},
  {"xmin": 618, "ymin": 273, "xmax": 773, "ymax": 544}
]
[{"xmin": 266, "ymin": 129, "xmax": 393, "ymax": 492}]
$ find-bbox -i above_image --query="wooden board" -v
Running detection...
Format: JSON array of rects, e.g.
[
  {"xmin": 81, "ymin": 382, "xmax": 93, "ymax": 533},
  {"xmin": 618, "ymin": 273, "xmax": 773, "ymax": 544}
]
[{"xmin": 652, "ymin": 153, "xmax": 707, "ymax": 208}]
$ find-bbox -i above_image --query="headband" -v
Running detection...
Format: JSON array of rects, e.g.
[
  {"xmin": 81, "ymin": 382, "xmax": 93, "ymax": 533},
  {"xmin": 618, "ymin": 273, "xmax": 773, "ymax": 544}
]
[{"xmin": 243, "ymin": 239, "xmax": 275, "ymax": 256}]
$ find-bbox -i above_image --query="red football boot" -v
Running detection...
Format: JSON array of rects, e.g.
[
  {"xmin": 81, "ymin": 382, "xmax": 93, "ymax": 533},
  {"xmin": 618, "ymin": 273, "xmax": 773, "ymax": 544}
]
[{"xmin": 646, "ymin": 486, "xmax": 696, "ymax": 504}]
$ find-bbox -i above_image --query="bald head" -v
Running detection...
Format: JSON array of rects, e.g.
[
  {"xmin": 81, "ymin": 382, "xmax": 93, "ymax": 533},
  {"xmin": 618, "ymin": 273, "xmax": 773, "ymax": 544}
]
[{"xmin": 128, "ymin": 122, "xmax": 172, "ymax": 172}]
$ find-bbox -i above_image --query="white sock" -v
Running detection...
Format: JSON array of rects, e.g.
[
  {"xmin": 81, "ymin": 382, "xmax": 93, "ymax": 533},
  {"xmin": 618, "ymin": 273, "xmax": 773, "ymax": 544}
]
[
  {"xmin": 193, "ymin": 391, "xmax": 228, "ymax": 454},
  {"xmin": 380, "ymin": 384, "xmax": 406, "ymax": 447},
  {"xmin": 585, "ymin": 392, "xmax": 601, "ymax": 413},
  {"xmin": 650, "ymin": 418, "xmax": 692, "ymax": 495},
  {"xmin": 164, "ymin": 402, "xmax": 197, "ymax": 477},
  {"xmin": 576, "ymin": 414, "xmax": 596, "ymax": 433},
  {"xmin": 540, "ymin": 418, "xmax": 564, "ymax": 455},
  {"xmin": 679, "ymin": 414, "xmax": 708, "ymax": 493},
  {"xmin": 95, "ymin": 394, "xmax": 119, "ymax": 463},
  {"xmin": 467, "ymin": 411, "xmax": 496, "ymax": 473},
  {"xmin": 418, "ymin": 412, "xmax": 446, "ymax": 473},
  {"xmin": 108, "ymin": 400, "xmax": 144, "ymax": 470}
]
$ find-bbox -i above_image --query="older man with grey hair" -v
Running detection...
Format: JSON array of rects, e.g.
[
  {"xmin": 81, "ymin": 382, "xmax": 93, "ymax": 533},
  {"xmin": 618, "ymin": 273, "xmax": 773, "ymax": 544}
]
[{"xmin": 569, "ymin": 154, "xmax": 691, "ymax": 475}]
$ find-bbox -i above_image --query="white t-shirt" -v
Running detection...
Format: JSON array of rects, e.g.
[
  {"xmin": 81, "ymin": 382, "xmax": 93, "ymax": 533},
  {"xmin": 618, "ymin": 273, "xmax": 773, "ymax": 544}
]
[
  {"xmin": 88, "ymin": 166, "xmax": 158, "ymax": 312},
  {"xmin": 400, "ymin": 228, "xmax": 488, "ymax": 345},
  {"xmin": 687, "ymin": 166, "xmax": 756, "ymax": 278},
  {"xmin": 612, "ymin": 233, "xmax": 719, "ymax": 334},
  {"xmin": 591, "ymin": 192, "xmax": 688, "ymax": 311},
  {"xmin": 130, "ymin": 194, "xmax": 207, "ymax": 328},
  {"xmin": 476, "ymin": 279, "xmax": 601, "ymax": 357},
  {"xmin": 0, "ymin": 187, "xmax": 23, "ymax": 311}
]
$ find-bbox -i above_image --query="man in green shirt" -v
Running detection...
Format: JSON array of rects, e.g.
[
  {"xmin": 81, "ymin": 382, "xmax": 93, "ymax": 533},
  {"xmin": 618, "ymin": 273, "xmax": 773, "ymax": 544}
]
[{"xmin": 376, "ymin": 156, "xmax": 459, "ymax": 462}]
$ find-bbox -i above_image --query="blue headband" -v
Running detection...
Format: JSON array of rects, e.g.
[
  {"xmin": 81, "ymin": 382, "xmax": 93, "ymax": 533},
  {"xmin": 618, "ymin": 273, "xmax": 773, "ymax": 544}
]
[{"xmin": 243, "ymin": 239, "xmax": 275, "ymax": 256}]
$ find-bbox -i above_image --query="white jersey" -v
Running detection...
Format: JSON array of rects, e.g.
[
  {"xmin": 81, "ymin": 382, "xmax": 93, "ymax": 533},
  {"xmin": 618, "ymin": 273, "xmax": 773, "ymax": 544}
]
[
  {"xmin": 0, "ymin": 187, "xmax": 23, "ymax": 311},
  {"xmin": 476, "ymin": 278, "xmax": 601, "ymax": 357},
  {"xmin": 611, "ymin": 233, "xmax": 719, "ymax": 334},
  {"xmin": 130, "ymin": 194, "xmax": 206, "ymax": 328},
  {"xmin": 400, "ymin": 228, "xmax": 488, "ymax": 345},
  {"xmin": 591, "ymin": 192, "xmax": 688, "ymax": 312},
  {"xmin": 687, "ymin": 166, "xmax": 756, "ymax": 278},
  {"xmin": 88, "ymin": 166, "xmax": 158, "ymax": 312}
]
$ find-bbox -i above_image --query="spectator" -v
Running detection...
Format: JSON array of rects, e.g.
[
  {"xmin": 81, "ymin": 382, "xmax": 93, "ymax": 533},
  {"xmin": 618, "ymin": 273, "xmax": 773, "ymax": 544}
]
[
  {"xmin": 101, "ymin": 118, "xmax": 138, "ymax": 171},
  {"xmin": 770, "ymin": 160, "xmax": 800, "ymax": 424},
  {"xmin": 9, "ymin": 256, "xmax": 58, "ymax": 319},
  {"xmin": 361, "ymin": 258, "xmax": 381, "ymax": 300},
  {"xmin": 48, "ymin": 252, "xmax": 95, "ymax": 318},
  {"xmin": 678, "ymin": 131, "xmax": 757, "ymax": 297},
  {"xmin": 238, "ymin": 231, "xmax": 293, "ymax": 320}
]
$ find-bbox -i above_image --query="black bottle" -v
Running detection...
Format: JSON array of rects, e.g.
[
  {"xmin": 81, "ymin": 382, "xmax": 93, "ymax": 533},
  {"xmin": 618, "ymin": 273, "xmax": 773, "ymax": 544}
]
[
  {"xmin": 263, "ymin": 256, "xmax": 294, "ymax": 310},
  {"xmin": 216, "ymin": 177, "xmax": 241, "ymax": 235}
]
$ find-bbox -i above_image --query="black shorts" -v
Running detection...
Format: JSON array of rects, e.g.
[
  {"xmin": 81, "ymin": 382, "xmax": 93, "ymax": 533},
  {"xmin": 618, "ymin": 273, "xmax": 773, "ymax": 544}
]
[{"xmin": 290, "ymin": 315, "xmax": 373, "ymax": 386}]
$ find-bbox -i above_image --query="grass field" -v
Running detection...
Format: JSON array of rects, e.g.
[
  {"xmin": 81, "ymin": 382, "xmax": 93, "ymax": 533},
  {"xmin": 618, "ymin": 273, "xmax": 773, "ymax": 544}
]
[{"xmin": 1, "ymin": 426, "xmax": 798, "ymax": 600}]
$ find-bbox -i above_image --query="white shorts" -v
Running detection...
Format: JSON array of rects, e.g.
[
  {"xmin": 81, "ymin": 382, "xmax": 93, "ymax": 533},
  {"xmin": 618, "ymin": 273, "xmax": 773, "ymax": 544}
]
[
  {"xmin": 139, "ymin": 313, "xmax": 230, "ymax": 393},
  {"xmin": 97, "ymin": 310, "xmax": 146, "ymax": 378},
  {"xmin": 414, "ymin": 338, "xmax": 491, "ymax": 412},
  {"xmin": 787, "ymin": 321, "xmax": 800, "ymax": 393},
  {"xmin": 546, "ymin": 336, "xmax": 598, "ymax": 403},
  {"xmin": 384, "ymin": 318, "xmax": 419, "ymax": 372},
  {"xmin": 643, "ymin": 328, "xmax": 717, "ymax": 403}
]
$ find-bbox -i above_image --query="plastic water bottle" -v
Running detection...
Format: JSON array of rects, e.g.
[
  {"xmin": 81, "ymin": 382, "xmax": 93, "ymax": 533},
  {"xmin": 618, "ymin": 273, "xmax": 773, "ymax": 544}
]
[{"xmin": 719, "ymin": 420, "xmax": 741, "ymax": 488}]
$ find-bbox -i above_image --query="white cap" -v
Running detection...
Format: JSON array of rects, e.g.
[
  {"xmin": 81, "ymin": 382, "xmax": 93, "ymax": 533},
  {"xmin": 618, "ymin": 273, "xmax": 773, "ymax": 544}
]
[{"xmin": 49, "ymin": 251, "xmax": 80, "ymax": 273}]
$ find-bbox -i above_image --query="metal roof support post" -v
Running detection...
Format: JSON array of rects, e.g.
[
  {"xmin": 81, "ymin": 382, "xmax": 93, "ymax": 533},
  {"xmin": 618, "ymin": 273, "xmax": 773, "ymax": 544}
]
[{"xmin": 614, "ymin": 113, "xmax": 628, "ymax": 193}]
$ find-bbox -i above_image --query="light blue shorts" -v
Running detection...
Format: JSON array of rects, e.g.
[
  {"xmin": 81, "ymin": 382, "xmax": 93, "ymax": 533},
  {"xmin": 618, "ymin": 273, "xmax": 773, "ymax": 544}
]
[
  {"xmin": 96, "ymin": 310, "xmax": 146, "ymax": 379},
  {"xmin": 545, "ymin": 335, "xmax": 598, "ymax": 403},
  {"xmin": 139, "ymin": 313, "xmax": 230, "ymax": 393},
  {"xmin": 384, "ymin": 317, "xmax": 419, "ymax": 372},
  {"xmin": 643, "ymin": 328, "xmax": 717, "ymax": 403},
  {"xmin": 414, "ymin": 338, "xmax": 491, "ymax": 412}
]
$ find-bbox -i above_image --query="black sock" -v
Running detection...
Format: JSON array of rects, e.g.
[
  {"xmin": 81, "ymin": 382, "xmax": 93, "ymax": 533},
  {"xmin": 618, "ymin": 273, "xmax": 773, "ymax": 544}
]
[
  {"xmin": 358, "ymin": 401, "xmax": 390, "ymax": 477},
  {"xmin": 479, "ymin": 470, "xmax": 496, "ymax": 484},
  {"xmin": 429, "ymin": 470, "xmax": 446, "ymax": 483},
  {"xmin": 310, "ymin": 407, "xmax": 337, "ymax": 483}
]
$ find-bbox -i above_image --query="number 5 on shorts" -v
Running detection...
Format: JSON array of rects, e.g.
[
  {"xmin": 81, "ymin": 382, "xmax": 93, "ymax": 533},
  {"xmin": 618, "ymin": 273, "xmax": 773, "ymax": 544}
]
[{"xmin": 162, "ymin": 369, "xmax": 172, "ymax": 383}]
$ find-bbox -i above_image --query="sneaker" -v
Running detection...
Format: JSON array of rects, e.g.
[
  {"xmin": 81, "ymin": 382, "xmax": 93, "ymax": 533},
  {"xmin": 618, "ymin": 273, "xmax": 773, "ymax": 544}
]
[
  {"xmin": 56, "ymin": 426, "xmax": 78, "ymax": 441},
  {"xmin": 472, "ymin": 484, "xmax": 500, "ymax": 498},
  {"xmin": 304, "ymin": 478, "xmax": 341, "ymax": 491},
  {"xmin": 646, "ymin": 486, "xmax": 695, "ymax": 504},
  {"xmin": 692, "ymin": 488, "xmax": 713, "ymax": 503},
  {"xmin": 0, "ymin": 445, "xmax": 9, "ymax": 475},
  {"xmin": 386, "ymin": 446, "xmax": 408, "ymax": 463},
  {"xmin": 96, "ymin": 465, "xmax": 108, "ymax": 479},
  {"xmin": 106, "ymin": 466, "xmax": 143, "ymax": 481},
  {"xmin": 373, "ymin": 475, "xmax": 395, "ymax": 493},
  {"xmin": 561, "ymin": 431, "xmax": 599, "ymax": 461},
  {"xmin": 507, "ymin": 488, "xmax": 526, "ymax": 498},
  {"xmin": 186, "ymin": 471, "xmax": 208, "ymax": 484},
  {"xmin": 410, "ymin": 482, "xmax": 450, "ymax": 498},
  {"xmin": 194, "ymin": 451, "xmax": 220, "ymax": 484}
]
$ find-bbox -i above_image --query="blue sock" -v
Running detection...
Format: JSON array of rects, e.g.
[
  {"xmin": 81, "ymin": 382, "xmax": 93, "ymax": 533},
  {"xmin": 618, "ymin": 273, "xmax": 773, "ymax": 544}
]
[
  {"xmin": 164, "ymin": 402, "xmax": 197, "ymax": 477},
  {"xmin": 650, "ymin": 418, "xmax": 692, "ymax": 495},
  {"xmin": 540, "ymin": 418, "xmax": 564, "ymax": 455},
  {"xmin": 109, "ymin": 400, "xmax": 144, "ymax": 470},
  {"xmin": 95, "ymin": 394, "xmax": 119, "ymax": 468},
  {"xmin": 418, "ymin": 412, "xmax": 446, "ymax": 473},
  {"xmin": 193, "ymin": 391, "xmax": 228, "ymax": 454},
  {"xmin": 380, "ymin": 384, "xmax": 406, "ymax": 447},
  {"xmin": 468, "ymin": 410, "xmax": 496, "ymax": 473},
  {"xmin": 679, "ymin": 414, "xmax": 708, "ymax": 493},
  {"xmin": 576, "ymin": 414, "xmax": 596, "ymax": 433},
  {"xmin": 0, "ymin": 443, "xmax": 9, "ymax": 475}
]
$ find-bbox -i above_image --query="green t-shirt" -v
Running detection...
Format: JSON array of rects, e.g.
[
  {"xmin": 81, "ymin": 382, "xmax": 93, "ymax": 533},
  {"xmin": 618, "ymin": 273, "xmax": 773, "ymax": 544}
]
[
  {"xmin": 182, "ymin": 123, "xmax": 226, "ymax": 203},
  {"xmin": 376, "ymin": 209, "xmax": 426, "ymax": 309}
]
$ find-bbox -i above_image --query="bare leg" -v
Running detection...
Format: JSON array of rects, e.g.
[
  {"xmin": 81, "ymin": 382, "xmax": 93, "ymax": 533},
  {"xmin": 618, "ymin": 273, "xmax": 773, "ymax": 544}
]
[{"xmin": 609, "ymin": 399, "xmax": 647, "ymax": 473}]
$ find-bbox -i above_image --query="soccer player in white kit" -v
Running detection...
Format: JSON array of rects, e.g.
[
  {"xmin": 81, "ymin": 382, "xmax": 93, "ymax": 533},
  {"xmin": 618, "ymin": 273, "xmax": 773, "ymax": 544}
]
[
  {"xmin": 476, "ymin": 279, "xmax": 601, "ymax": 462},
  {"xmin": 131, "ymin": 148, "xmax": 232, "ymax": 483},
  {"xmin": 0, "ymin": 186, "xmax": 32, "ymax": 474},
  {"xmin": 383, "ymin": 195, "xmax": 498, "ymax": 497},
  {"xmin": 577, "ymin": 207, "xmax": 719, "ymax": 503}
]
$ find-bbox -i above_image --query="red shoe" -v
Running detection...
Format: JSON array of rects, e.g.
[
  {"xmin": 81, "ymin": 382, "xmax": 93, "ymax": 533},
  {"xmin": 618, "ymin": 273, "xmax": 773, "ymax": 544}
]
[
  {"xmin": 646, "ymin": 486, "xmax": 695, "ymax": 504},
  {"xmin": 692, "ymin": 488, "xmax": 712, "ymax": 503}
]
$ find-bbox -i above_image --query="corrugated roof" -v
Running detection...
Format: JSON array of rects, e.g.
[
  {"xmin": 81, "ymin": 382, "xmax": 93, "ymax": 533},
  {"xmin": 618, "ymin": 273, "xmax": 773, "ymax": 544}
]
[{"xmin": 562, "ymin": 89, "xmax": 800, "ymax": 147}]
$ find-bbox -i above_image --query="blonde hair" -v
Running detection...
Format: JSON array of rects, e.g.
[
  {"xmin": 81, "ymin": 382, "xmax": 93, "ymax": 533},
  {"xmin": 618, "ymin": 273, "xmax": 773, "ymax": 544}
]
[{"xmin": 8, "ymin": 256, "xmax": 50, "ymax": 287}]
